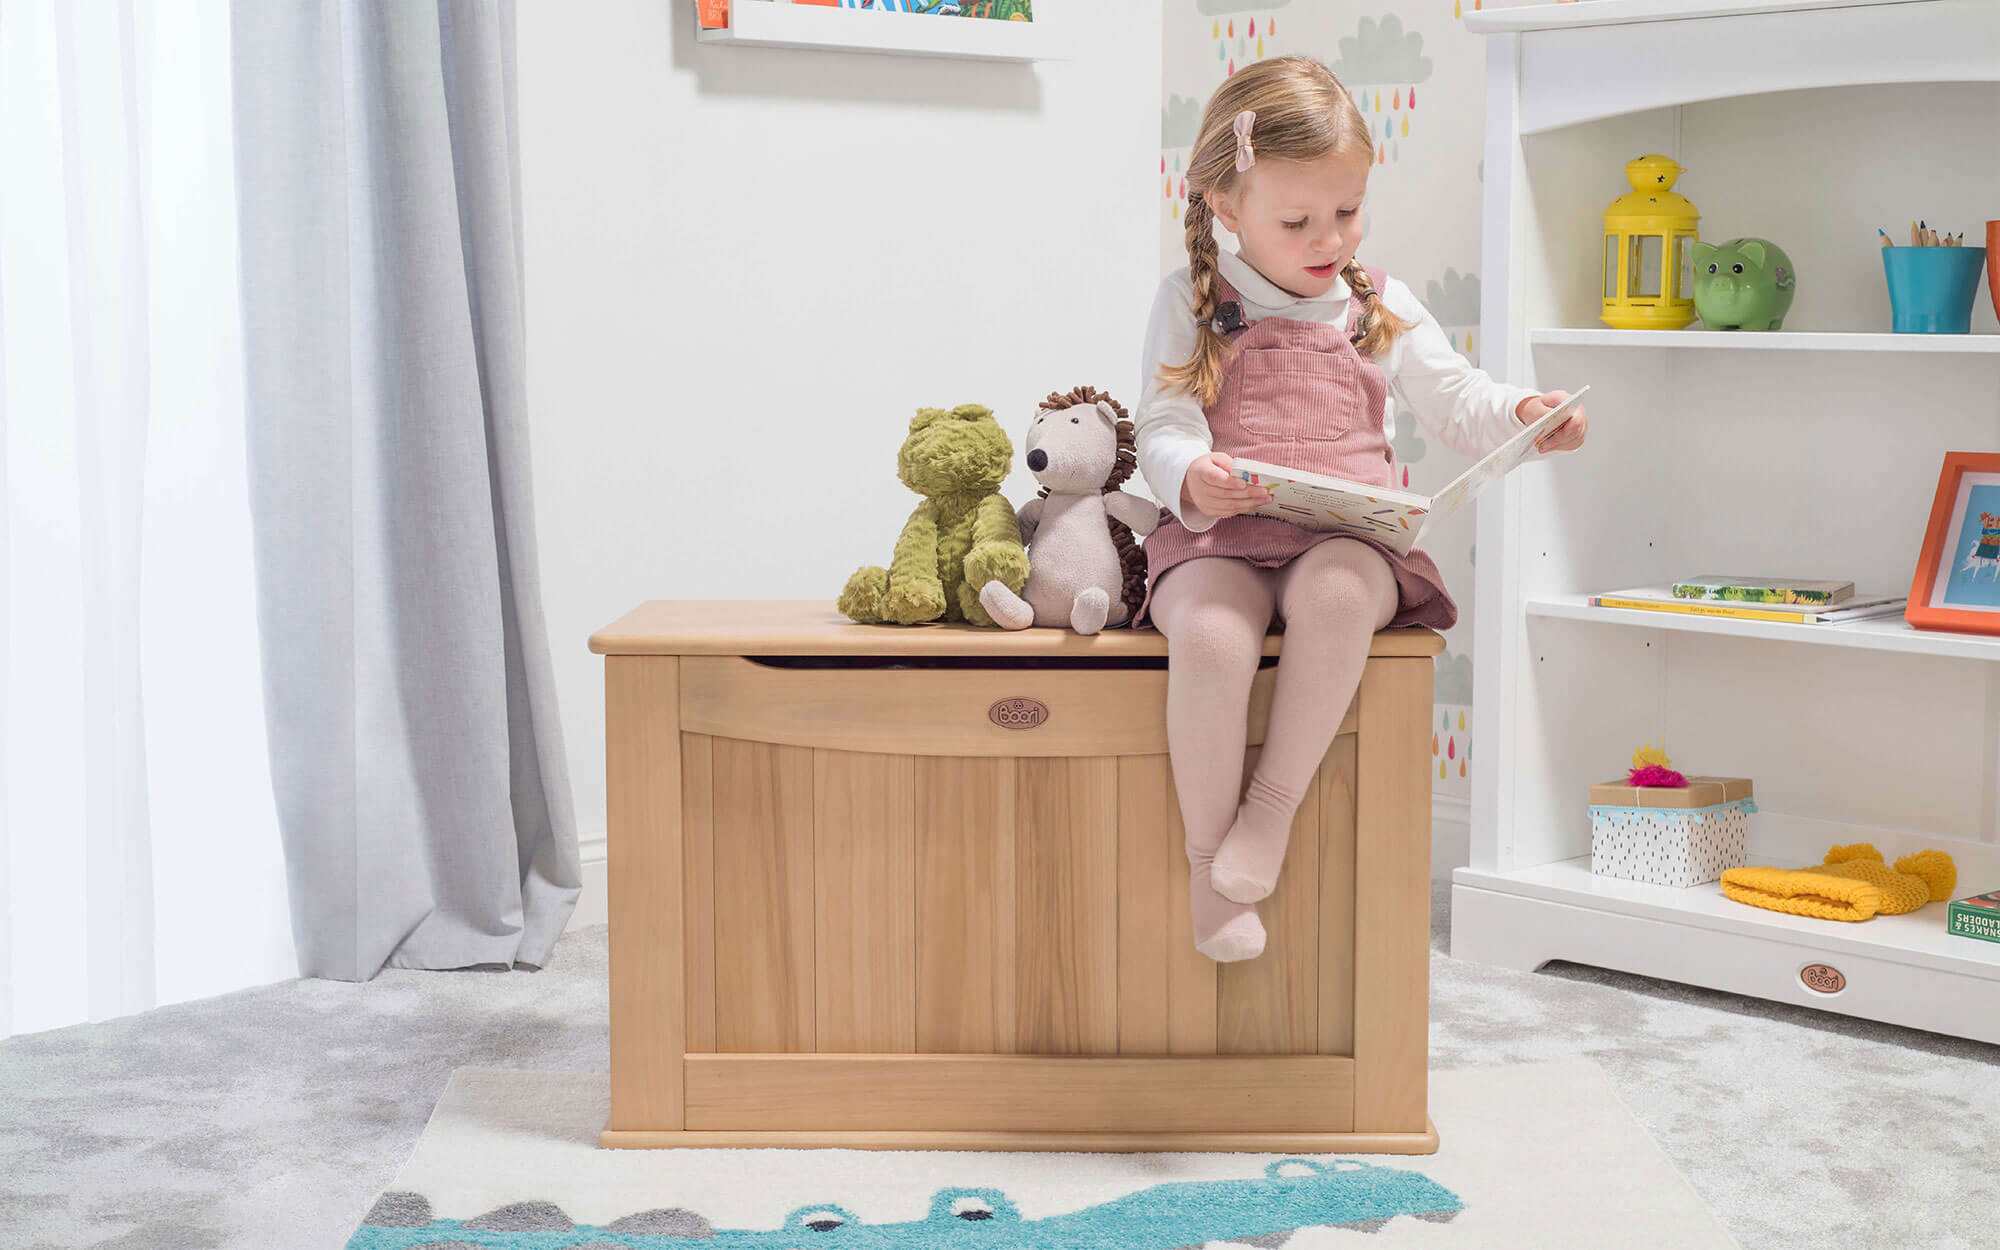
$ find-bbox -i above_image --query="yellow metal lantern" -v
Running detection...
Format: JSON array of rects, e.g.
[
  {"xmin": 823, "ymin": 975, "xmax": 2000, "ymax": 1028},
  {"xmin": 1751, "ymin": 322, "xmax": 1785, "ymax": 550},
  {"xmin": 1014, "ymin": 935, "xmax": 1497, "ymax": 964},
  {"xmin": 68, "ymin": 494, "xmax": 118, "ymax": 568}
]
[{"xmin": 1601, "ymin": 154, "xmax": 1699, "ymax": 330}]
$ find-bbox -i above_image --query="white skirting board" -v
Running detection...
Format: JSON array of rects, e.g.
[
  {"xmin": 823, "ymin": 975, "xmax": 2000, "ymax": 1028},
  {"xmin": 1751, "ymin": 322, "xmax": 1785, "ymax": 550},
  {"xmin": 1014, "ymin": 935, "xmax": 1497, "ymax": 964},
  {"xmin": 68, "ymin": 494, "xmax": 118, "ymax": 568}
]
[{"xmin": 568, "ymin": 796, "xmax": 1477, "ymax": 935}]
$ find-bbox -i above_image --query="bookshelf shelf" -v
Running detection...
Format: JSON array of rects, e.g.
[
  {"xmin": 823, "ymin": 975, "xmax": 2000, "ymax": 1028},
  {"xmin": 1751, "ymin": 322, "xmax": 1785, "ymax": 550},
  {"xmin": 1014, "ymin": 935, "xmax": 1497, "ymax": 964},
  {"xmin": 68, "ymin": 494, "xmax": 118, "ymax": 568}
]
[
  {"xmin": 1530, "ymin": 328, "xmax": 2000, "ymax": 355},
  {"xmin": 1463, "ymin": 0, "xmax": 1934, "ymax": 35},
  {"xmin": 1460, "ymin": 0, "xmax": 2000, "ymax": 1044},
  {"xmin": 695, "ymin": 3, "xmax": 1065, "ymax": 62},
  {"xmin": 1526, "ymin": 596, "xmax": 2000, "ymax": 663}
]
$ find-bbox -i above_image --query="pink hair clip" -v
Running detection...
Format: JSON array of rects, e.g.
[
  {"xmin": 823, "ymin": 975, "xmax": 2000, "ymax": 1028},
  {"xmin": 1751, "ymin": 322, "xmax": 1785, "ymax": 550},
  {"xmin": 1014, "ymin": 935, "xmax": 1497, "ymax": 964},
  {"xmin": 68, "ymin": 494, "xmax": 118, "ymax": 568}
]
[{"xmin": 1233, "ymin": 110, "xmax": 1256, "ymax": 173}]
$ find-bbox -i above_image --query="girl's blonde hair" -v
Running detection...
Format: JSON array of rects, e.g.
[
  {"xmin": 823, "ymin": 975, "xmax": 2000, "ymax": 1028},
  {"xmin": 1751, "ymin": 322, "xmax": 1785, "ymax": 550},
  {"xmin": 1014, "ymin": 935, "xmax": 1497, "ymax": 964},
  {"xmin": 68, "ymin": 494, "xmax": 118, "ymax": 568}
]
[{"xmin": 1158, "ymin": 56, "xmax": 1411, "ymax": 406}]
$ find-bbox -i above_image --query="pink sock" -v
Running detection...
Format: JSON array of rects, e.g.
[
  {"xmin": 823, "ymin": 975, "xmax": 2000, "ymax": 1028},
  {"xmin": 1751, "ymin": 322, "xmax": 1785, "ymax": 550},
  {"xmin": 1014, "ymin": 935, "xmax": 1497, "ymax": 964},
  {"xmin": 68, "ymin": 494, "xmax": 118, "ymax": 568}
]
[{"xmin": 1211, "ymin": 540, "xmax": 1398, "ymax": 904}]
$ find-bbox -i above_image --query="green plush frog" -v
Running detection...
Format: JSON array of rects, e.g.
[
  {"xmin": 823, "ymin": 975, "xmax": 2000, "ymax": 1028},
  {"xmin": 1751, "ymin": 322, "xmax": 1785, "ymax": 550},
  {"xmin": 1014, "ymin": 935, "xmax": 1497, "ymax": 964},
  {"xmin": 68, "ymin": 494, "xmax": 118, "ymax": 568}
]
[{"xmin": 838, "ymin": 403, "xmax": 1029, "ymax": 627}]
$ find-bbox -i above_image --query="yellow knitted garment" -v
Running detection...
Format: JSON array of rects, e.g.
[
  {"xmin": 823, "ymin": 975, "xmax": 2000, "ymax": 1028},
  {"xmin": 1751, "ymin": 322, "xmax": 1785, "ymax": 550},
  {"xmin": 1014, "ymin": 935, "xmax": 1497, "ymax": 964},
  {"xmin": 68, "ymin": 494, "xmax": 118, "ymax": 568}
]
[{"xmin": 1719, "ymin": 843, "xmax": 1957, "ymax": 923}]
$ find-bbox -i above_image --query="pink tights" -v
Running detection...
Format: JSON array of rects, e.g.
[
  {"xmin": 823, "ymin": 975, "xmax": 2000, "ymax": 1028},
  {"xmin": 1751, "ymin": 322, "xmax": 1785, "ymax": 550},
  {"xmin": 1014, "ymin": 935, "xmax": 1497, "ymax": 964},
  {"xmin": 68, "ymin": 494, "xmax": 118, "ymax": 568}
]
[{"xmin": 1147, "ymin": 540, "xmax": 1399, "ymax": 962}]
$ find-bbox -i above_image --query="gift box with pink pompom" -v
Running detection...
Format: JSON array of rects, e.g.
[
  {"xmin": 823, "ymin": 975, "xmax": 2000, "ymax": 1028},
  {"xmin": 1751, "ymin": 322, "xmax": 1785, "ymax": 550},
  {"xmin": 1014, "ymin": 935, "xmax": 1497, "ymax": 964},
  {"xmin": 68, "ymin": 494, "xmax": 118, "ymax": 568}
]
[{"xmin": 1587, "ymin": 765, "xmax": 1756, "ymax": 889}]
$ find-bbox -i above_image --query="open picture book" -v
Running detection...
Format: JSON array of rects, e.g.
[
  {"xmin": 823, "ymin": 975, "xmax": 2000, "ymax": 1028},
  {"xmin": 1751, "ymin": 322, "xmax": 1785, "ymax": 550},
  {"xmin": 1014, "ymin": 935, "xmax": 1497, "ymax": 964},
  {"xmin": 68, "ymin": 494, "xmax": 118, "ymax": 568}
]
[{"xmin": 1226, "ymin": 385, "xmax": 1589, "ymax": 557}]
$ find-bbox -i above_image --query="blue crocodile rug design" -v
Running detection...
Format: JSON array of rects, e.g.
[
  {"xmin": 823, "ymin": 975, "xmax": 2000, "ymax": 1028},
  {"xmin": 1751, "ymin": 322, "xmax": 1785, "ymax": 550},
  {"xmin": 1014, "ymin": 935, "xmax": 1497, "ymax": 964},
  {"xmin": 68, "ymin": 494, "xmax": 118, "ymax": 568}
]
[{"xmin": 343, "ymin": 1060, "xmax": 1739, "ymax": 1249}]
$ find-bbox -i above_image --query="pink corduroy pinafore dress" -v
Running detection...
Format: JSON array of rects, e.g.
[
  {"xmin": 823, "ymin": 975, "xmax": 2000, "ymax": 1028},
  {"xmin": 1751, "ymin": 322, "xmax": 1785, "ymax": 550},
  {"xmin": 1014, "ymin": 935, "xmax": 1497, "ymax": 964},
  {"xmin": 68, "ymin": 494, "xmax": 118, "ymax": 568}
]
[{"xmin": 1132, "ymin": 267, "xmax": 1458, "ymax": 632}]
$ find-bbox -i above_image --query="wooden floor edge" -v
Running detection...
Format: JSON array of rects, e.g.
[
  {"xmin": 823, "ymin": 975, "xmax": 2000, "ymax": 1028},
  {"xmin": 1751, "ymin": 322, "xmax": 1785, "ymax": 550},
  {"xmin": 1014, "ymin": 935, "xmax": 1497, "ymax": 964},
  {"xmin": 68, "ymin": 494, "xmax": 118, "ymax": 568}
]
[{"xmin": 600, "ymin": 1118, "xmax": 1439, "ymax": 1154}]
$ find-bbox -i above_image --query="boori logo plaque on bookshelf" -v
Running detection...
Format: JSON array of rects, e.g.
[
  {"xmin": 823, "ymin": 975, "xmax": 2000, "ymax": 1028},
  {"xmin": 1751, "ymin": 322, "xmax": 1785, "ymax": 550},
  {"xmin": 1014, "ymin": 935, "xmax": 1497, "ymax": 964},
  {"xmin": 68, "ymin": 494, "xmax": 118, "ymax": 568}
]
[
  {"xmin": 1799, "ymin": 963, "xmax": 1847, "ymax": 996},
  {"xmin": 989, "ymin": 697, "xmax": 1049, "ymax": 730}
]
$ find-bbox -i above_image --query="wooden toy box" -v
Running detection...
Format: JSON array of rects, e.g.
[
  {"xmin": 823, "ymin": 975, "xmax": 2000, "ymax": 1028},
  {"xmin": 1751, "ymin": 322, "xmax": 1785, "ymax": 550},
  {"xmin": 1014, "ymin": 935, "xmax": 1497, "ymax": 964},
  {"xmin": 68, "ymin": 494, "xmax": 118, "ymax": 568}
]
[{"xmin": 590, "ymin": 601, "xmax": 1440, "ymax": 1152}]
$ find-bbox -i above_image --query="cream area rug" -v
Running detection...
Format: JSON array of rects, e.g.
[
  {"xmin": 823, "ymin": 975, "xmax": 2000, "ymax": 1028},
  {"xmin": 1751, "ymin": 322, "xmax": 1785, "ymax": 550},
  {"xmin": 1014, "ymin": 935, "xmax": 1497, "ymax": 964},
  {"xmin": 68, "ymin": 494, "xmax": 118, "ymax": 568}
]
[{"xmin": 344, "ymin": 1058, "xmax": 1738, "ymax": 1248}]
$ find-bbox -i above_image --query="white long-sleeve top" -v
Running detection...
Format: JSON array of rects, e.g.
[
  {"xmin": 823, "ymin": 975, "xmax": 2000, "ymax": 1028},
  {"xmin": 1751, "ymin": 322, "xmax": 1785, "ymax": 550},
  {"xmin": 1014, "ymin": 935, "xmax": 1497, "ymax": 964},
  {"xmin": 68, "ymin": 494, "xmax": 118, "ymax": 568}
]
[{"xmin": 1136, "ymin": 246, "xmax": 1542, "ymax": 533}]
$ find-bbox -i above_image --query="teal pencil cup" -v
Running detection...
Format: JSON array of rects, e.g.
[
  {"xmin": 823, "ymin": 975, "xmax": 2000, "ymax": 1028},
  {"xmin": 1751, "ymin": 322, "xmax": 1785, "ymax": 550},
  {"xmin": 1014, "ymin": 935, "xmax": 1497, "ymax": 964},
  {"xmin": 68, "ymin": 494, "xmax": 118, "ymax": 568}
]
[{"xmin": 1882, "ymin": 245, "xmax": 1987, "ymax": 333}]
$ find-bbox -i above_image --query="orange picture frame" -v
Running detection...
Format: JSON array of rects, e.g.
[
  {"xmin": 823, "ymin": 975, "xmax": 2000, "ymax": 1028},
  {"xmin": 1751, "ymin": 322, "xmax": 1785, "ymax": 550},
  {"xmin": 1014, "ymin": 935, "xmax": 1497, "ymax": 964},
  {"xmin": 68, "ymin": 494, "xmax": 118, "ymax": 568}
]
[{"xmin": 1907, "ymin": 451, "xmax": 2000, "ymax": 636}]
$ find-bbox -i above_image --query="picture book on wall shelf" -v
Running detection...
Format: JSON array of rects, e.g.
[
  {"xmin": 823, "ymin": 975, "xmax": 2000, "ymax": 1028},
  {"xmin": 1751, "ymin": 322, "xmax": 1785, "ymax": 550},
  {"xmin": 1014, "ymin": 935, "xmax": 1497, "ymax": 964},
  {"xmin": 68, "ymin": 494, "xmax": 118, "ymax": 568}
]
[
  {"xmin": 1227, "ymin": 386, "xmax": 1589, "ymax": 558},
  {"xmin": 1590, "ymin": 586, "xmax": 1907, "ymax": 626},
  {"xmin": 1669, "ymin": 576, "xmax": 1855, "ymax": 605}
]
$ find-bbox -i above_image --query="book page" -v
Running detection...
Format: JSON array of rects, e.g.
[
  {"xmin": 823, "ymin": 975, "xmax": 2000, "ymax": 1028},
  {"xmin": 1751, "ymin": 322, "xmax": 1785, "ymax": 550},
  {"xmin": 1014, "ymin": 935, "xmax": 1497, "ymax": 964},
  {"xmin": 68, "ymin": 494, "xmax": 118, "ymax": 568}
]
[
  {"xmin": 1227, "ymin": 458, "xmax": 1427, "ymax": 556},
  {"xmin": 1426, "ymin": 385, "xmax": 1590, "ymax": 524}
]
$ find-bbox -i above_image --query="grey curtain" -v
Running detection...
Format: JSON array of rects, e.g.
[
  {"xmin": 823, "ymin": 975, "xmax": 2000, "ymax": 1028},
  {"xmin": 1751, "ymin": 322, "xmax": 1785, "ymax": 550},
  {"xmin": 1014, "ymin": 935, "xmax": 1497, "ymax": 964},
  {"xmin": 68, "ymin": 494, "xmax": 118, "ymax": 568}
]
[{"xmin": 229, "ymin": 1, "xmax": 579, "ymax": 980}]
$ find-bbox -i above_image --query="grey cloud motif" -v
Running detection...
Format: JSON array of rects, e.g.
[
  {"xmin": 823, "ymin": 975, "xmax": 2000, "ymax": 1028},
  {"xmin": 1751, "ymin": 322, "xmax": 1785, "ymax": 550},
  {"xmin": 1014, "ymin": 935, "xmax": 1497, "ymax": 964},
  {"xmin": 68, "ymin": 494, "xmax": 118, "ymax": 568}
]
[
  {"xmin": 1197, "ymin": 0, "xmax": 1291, "ymax": 13},
  {"xmin": 1332, "ymin": 15, "xmax": 1431, "ymax": 85},
  {"xmin": 1434, "ymin": 650, "xmax": 1473, "ymax": 705},
  {"xmin": 1392, "ymin": 407, "xmax": 1428, "ymax": 465},
  {"xmin": 1162, "ymin": 93, "xmax": 1202, "ymax": 148},
  {"xmin": 1425, "ymin": 268, "xmax": 1481, "ymax": 328}
]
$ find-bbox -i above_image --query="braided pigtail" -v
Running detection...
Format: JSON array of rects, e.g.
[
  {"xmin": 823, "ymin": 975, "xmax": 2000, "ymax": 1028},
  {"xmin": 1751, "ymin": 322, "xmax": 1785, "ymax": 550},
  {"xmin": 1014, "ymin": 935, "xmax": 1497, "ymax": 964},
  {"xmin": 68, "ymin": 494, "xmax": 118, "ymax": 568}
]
[
  {"xmin": 1153, "ymin": 190, "xmax": 1235, "ymax": 407},
  {"xmin": 1340, "ymin": 257, "xmax": 1414, "ymax": 359}
]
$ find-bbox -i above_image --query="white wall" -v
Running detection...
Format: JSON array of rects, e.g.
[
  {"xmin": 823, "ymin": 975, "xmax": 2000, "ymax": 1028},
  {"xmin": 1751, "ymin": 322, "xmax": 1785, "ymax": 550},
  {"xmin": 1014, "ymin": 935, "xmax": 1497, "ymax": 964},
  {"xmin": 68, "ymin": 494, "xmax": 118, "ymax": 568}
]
[{"xmin": 517, "ymin": 1, "xmax": 1163, "ymax": 924}]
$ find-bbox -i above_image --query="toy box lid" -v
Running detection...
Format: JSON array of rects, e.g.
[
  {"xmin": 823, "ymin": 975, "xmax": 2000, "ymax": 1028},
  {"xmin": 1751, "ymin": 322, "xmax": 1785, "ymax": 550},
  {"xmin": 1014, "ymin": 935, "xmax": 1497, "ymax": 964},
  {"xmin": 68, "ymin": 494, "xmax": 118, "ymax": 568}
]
[
  {"xmin": 591, "ymin": 601, "xmax": 1450, "ymax": 658},
  {"xmin": 1588, "ymin": 776, "xmax": 1754, "ymax": 808}
]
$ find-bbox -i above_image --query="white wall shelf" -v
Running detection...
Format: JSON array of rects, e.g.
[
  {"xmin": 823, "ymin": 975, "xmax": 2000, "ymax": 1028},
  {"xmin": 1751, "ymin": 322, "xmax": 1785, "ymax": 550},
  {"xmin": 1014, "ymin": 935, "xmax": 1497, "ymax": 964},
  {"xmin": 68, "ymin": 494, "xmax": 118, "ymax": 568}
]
[
  {"xmin": 1527, "ymin": 596, "xmax": 2000, "ymax": 663},
  {"xmin": 1460, "ymin": 0, "xmax": 2000, "ymax": 1044},
  {"xmin": 695, "ymin": 2, "xmax": 1065, "ymax": 62},
  {"xmin": 1531, "ymin": 328, "xmax": 2000, "ymax": 355}
]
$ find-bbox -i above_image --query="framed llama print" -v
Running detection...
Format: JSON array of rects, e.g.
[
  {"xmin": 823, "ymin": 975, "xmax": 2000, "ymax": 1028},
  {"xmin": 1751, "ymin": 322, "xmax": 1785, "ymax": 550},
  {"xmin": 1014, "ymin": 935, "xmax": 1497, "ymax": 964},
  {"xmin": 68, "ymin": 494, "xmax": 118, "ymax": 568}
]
[{"xmin": 1909, "ymin": 452, "xmax": 2000, "ymax": 636}]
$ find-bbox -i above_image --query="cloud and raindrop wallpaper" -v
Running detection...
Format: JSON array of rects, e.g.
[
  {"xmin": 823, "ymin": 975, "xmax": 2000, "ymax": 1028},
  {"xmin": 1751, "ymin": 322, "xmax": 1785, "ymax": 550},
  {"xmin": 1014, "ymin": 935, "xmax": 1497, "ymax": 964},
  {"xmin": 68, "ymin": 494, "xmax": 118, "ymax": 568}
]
[{"xmin": 1160, "ymin": 0, "xmax": 1506, "ymax": 801}]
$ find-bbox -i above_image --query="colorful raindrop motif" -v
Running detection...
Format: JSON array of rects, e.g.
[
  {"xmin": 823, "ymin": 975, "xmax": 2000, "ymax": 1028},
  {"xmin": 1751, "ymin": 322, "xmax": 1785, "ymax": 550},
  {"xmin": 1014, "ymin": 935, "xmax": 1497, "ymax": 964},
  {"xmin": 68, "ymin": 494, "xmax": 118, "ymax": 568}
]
[
  {"xmin": 1228, "ymin": 58, "xmax": 1235, "ymax": 75},
  {"xmin": 1460, "ymin": 760, "xmax": 1467, "ymax": 778},
  {"xmin": 1440, "ymin": 761, "xmax": 1448, "ymax": 780},
  {"xmin": 1160, "ymin": 155, "xmax": 1165, "ymax": 174},
  {"xmin": 1228, "ymin": 19, "xmax": 1234, "ymax": 36},
  {"xmin": 1447, "ymin": 737, "xmax": 1456, "ymax": 760},
  {"xmin": 1179, "ymin": 177, "xmax": 1185, "ymax": 199},
  {"xmin": 1402, "ymin": 466, "xmax": 1410, "ymax": 487},
  {"xmin": 1268, "ymin": 17, "xmax": 1274, "ymax": 33},
  {"xmin": 1410, "ymin": 86, "xmax": 1418, "ymax": 110},
  {"xmin": 1218, "ymin": 41, "xmax": 1225, "ymax": 61},
  {"xmin": 1394, "ymin": 89, "xmax": 1402, "ymax": 110},
  {"xmin": 1440, "ymin": 712, "xmax": 1449, "ymax": 730},
  {"xmin": 1249, "ymin": 19, "xmax": 1255, "ymax": 36},
  {"xmin": 1433, "ymin": 732, "xmax": 1440, "ymax": 755},
  {"xmin": 1174, "ymin": 154, "xmax": 1180, "ymax": 173},
  {"xmin": 1401, "ymin": 114, "xmax": 1410, "ymax": 137},
  {"xmin": 1458, "ymin": 711, "xmax": 1466, "ymax": 731},
  {"xmin": 1257, "ymin": 36, "xmax": 1263, "ymax": 58},
  {"xmin": 1454, "ymin": 1, "xmax": 1461, "ymax": 16}
]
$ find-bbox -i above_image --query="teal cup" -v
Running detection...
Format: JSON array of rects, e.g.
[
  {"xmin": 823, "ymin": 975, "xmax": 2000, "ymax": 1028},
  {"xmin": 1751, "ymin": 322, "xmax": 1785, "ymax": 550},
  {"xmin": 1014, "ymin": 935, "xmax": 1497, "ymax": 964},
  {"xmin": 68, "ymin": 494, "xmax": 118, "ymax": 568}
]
[{"xmin": 1882, "ymin": 245, "xmax": 1987, "ymax": 333}]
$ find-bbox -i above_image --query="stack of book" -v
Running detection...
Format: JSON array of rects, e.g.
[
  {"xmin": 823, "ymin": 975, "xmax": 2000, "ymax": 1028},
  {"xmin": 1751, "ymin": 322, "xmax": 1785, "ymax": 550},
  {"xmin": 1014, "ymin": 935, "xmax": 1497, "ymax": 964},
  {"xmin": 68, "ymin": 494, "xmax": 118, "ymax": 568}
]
[{"xmin": 1589, "ymin": 576, "xmax": 1908, "ymax": 626}]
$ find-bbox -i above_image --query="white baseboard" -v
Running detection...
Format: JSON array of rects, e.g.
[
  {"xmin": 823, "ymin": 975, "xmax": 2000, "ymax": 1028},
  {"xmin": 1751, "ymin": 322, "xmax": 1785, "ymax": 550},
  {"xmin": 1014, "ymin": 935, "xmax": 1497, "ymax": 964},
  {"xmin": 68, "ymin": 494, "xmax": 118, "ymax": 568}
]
[
  {"xmin": 567, "ymin": 793, "xmax": 1471, "ymax": 934},
  {"xmin": 572, "ymin": 834, "xmax": 608, "ymax": 932}
]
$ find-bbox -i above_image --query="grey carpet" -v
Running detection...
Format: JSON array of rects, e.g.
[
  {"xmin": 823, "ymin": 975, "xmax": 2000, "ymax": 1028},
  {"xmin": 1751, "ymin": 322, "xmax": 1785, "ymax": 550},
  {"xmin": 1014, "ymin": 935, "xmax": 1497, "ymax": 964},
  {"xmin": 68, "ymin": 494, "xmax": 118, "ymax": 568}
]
[{"xmin": 3, "ymin": 882, "xmax": 1995, "ymax": 1250}]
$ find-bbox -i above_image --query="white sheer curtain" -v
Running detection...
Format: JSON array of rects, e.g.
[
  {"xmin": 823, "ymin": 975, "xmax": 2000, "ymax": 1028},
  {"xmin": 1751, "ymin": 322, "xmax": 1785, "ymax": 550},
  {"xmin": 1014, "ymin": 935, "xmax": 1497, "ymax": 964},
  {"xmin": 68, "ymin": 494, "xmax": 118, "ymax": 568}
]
[{"xmin": 0, "ymin": 1, "xmax": 294, "ymax": 1038}]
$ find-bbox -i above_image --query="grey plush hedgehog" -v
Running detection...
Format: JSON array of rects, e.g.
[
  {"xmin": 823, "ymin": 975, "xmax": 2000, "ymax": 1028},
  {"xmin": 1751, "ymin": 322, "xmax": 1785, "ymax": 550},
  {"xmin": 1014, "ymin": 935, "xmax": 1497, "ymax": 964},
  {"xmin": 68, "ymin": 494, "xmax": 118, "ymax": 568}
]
[{"xmin": 980, "ymin": 386, "xmax": 1156, "ymax": 634}]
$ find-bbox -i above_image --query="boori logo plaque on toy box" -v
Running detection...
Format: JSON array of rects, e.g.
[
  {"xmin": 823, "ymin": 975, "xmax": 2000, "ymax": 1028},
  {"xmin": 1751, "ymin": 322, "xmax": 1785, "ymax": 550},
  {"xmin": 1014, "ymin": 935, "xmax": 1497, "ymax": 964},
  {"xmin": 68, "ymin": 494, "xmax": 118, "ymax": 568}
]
[
  {"xmin": 1799, "ymin": 963, "xmax": 1846, "ymax": 995},
  {"xmin": 989, "ymin": 697, "xmax": 1049, "ymax": 730}
]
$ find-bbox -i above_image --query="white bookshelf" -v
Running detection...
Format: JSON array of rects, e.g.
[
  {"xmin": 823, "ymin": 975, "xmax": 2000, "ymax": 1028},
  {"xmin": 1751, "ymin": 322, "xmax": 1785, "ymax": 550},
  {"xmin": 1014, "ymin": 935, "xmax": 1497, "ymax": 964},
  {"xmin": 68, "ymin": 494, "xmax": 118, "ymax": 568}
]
[
  {"xmin": 1457, "ymin": 0, "xmax": 2000, "ymax": 1044},
  {"xmin": 695, "ymin": 2, "xmax": 1066, "ymax": 62}
]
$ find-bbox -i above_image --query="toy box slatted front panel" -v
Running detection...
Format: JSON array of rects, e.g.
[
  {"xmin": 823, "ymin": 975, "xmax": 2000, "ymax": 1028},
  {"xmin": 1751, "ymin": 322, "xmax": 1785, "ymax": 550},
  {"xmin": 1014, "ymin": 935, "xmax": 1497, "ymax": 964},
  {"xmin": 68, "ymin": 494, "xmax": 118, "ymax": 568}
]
[{"xmin": 590, "ymin": 602, "xmax": 1442, "ymax": 1153}]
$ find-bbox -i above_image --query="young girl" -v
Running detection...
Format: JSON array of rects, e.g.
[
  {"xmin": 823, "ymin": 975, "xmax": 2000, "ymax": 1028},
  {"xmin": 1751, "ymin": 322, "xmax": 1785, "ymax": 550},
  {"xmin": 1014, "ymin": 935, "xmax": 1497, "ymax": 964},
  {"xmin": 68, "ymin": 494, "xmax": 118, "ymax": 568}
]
[{"xmin": 1134, "ymin": 57, "xmax": 1587, "ymax": 963}]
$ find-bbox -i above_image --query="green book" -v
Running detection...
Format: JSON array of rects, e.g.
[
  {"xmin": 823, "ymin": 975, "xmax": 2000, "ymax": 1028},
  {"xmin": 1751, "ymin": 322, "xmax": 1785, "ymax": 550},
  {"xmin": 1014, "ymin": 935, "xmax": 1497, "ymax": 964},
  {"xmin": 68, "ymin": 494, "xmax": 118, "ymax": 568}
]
[
  {"xmin": 1947, "ymin": 889, "xmax": 2000, "ymax": 945},
  {"xmin": 1669, "ymin": 576, "xmax": 1855, "ymax": 606}
]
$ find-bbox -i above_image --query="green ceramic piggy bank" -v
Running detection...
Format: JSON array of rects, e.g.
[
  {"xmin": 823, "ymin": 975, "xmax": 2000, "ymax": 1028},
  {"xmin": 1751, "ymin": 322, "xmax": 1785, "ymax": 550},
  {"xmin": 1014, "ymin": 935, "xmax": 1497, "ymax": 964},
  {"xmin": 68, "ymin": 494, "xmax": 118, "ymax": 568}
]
[{"xmin": 1691, "ymin": 237, "xmax": 1796, "ymax": 330}]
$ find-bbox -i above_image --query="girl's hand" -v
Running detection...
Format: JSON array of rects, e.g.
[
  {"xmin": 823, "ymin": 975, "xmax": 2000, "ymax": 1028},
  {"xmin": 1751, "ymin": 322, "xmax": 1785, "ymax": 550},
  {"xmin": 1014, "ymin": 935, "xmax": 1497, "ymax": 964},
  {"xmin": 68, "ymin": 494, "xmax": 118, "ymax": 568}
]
[
  {"xmin": 1517, "ymin": 390, "xmax": 1587, "ymax": 453},
  {"xmin": 1182, "ymin": 451, "xmax": 1274, "ymax": 518}
]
